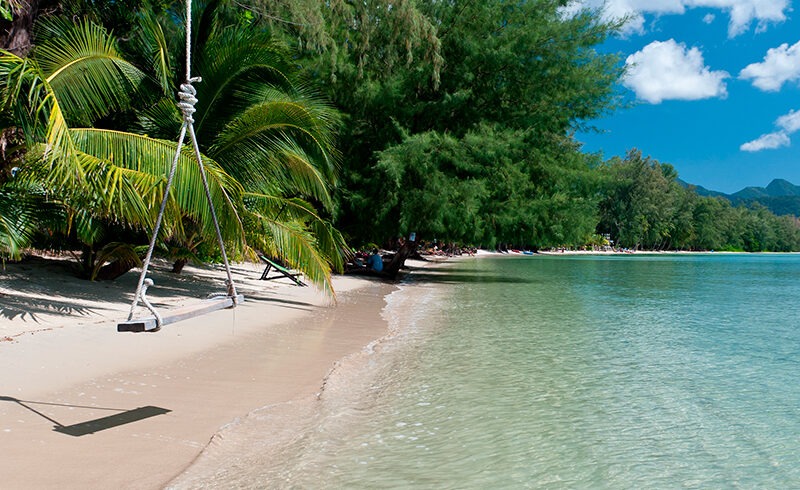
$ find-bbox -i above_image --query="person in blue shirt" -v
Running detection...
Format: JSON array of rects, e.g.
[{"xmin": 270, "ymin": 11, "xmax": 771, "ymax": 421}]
[{"xmin": 367, "ymin": 249, "xmax": 383, "ymax": 272}]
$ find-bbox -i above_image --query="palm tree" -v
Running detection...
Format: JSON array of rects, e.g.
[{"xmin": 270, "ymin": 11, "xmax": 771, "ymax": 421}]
[
  {"xmin": 0, "ymin": 17, "xmax": 244, "ymax": 275},
  {"xmin": 0, "ymin": 5, "xmax": 347, "ymax": 292},
  {"xmin": 131, "ymin": 2, "xmax": 348, "ymax": 286}
]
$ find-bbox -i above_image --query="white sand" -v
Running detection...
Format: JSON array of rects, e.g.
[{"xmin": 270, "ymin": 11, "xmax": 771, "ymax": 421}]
[{"xmin": 0, "ymin": 256, "xmax": 398, "ymax": 489}]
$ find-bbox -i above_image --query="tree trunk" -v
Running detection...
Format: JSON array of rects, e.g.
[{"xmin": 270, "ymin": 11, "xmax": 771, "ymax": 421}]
[
  {"xmin": 0, "ymin": 0, "xmax": 48, "ymax": 55},
  {"xmin": 80, "ymin": 244, "xmax": 95, "ymax": 279},
  {"xmin": 95, "ymin": 259, "xmax": 136, "ymax": 281},
  {"xmin": 171, "ymin": 258, "xmax": 188, "ymax": 274},
  {"xmin": 382, "ymin": 238, "xmax": 417, "ymax": 279}
]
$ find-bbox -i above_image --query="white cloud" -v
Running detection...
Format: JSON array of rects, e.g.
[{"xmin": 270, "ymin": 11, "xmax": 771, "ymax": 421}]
[
  {"xmin": 685, "ymin": 0, "xmax": 789, "ymax": 37},
  {"xmin": 561, "ymin": 0, "xmax": 789, "ymax": 37},
  {"xmin": 562, "ymin": 0, "xmax": 684, "ymax": 35},
  {"xmin": 740, "ymin": 109, "xmax": 800, "ymax": 152},
  {"xmin": 740, "ymin": 132, "xmax": 791, "ymax": 151},
  {"xmin": 703, "ymin": 13, "xmax": 716, "ymax": 23},
  {"xmin": 739, "ymin": 41, "xmax": 800, "ymax": 91},
  {"xmin": 777, "ymin": 110, "xmax": 800, "ymax": 133},
  {"xmin": 623, "ymin": 40, "xmax": 729, "ymax": 103}
]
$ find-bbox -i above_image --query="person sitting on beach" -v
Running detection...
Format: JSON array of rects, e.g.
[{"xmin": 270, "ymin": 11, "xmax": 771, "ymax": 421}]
[{"xmin": 367, "ymin": 249, "xmax": 384, "ymax": 272}]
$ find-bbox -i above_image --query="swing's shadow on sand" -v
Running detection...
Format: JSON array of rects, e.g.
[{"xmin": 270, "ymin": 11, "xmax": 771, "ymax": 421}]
[
  {"xmin": 0, "ymin": 395, "xmax": 171, "ymax": 437},
  {"xmin": 243, "ymin": 295, "xmax": 317, "ymax": 311},
  {"xmin": 54, "ymin": 406, "xmax": 172, "ymax": 436}
]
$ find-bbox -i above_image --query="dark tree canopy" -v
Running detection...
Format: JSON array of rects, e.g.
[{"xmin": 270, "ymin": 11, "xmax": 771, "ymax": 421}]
[{"xmin": 263, "ymin": 0, "xmax": 625, "ymax": 245}]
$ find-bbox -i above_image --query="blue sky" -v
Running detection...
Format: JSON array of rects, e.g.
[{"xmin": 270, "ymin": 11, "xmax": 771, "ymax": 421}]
[{"xmin": 568, "ymin": 1, "xmax": 800, "ymax": 193}]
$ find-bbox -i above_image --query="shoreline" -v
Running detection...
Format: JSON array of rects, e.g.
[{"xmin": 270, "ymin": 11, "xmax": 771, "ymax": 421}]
[
  {"xmin": 3, "ymin": 251, "xmax": 787, "ymax": 487},
  {"xmin": 0, "ymin": 256, "xmax": 405, "ymax": 489},
  {"xmin": 492, "ymin": 249, "xmax": 797, "ymax": 256},
  {"xmin": 168, "ymin": 257, "xmax": 455, "ymax": 487}
]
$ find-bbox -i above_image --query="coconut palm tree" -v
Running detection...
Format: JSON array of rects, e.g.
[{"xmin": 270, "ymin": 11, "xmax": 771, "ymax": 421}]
[
  {"xmin": 0, "ymin": 4, "xmax": 346, "ymax": 292},
  {"xmin": 130, "ymin": 2, "xmax": 348, "ymax": 285},
  {"xmin": 0, "ymin": 17, "xmax": 245, "ymax": 276}
]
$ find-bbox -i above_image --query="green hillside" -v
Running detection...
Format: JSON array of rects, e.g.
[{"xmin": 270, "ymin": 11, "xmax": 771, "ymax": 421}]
[{"xmin": 683, "ymin": 179, "xmax": 800, "ymax": 217}]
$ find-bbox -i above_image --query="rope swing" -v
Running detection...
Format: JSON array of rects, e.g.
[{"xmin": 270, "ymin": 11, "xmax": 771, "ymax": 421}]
[{"xmin": 118, "ymin": 0, "xmax": 243, "ymax": 333}]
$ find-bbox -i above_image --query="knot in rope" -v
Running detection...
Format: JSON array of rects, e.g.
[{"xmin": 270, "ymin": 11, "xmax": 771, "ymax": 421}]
[{"xmin": 177, "ymin": 76, "xmax": 203, "ymax": 123}]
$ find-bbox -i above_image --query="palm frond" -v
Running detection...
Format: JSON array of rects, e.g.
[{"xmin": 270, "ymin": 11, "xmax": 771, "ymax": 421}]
[
  {"xmin": 0, "ymin": 51, "xmax": 81, "ymax": 181},
  {"xmin": 40, "ymin": 89, "xmax": 83, "ymax": 183},
  {"xmin": 218, "ymin": 138, "xmax": 332, "ymax": 209},
  {"xmin": 248, "ymin": 83, "xmax": 342, "ymax": 152},
  {"xmin": 0, "ymin": 182, "xmax": 57, "ymax": 259},
  {"xmin": 35, "ymin": 17, "xmax": 148, "ymax": 126},
  {"xmin": 192, "ymin": 26, "xmax": 293, "ymax": 137},
  {"xmin": 90, "ymin": 241, "xmax": 143, "ymax": 281},
  {"xmin": 243, "ymin": 192, "xmax": 317, "ymax": 221},
  {"xmin": 67, "ymin": 128, "xmax": 246, "ymax": 252},
  {"xmin": 309, "ymin": 218, "xmax": 351, "ymax": 273},
  {"xmin": 136, "ymin": 97, "xmax": 183, "ymax": 141},
  {"xmin": 128, "ymin": 9, "xmax": 174, "ymax": 96},
  {"xmin": 213, "ymin": 95, "xmax": 338, "ymax": 172},
  {"xmin": 256, "ymin": 217, "xmax": 334, "ymax": 296},
  {"xmin": 244, "ymin": 191, "xmax": 350, "ymax": 274},
  {"xmin": 211, "ymin": 102, "xmax": 339, "ymax": 208},
  {"xmin": 68, "ymin": 207, "xmax": 106, "ymax": 246}
]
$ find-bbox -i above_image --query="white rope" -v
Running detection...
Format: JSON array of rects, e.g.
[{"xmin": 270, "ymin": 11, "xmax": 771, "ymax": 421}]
[
  {"xmin": 127, "ymin": 123, "xmax": 187, "ymax": 324},
  {"xmin": 185, "ymin": 0, "xmax": 192, "ymax": 82},
  {"xmin": 177, "ymin": 79, "xmax": 201, "ymax": 122},
  {"xmin": 127, "ymin": 0, "xmax": 240, "ymax": 328}
]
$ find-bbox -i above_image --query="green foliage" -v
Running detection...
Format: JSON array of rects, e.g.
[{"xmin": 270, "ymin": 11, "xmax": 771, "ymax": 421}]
[
  {"xmin": 598, "ymin": 149, "xmax": 679, "ymax": 249},
  {"xmin": 0, "ymin": 3, "xmax": 348, "ymax": 292},
  {"xmin": 597, "ymin": 149, "xmax": 800, "ymax": 252},
  {"xmin": 374, "ymin": 129, "xmax": 487, "ymax": 243},
  {"xmin": 57, "ymin": 0, "xmax": 174, "ymax": 33},
  {"xmin": 0, "ymin": 1, "xmax": 13, "ymax": 22},
  {"xmin": 89, "ymin": 241, "xmax": 144, "ymax": 281},
  {"xmin": 34, "ymin": 17, "xmax": 148, "ymax": 127},
  {"xmin": 249, "ymin": 0, "xmax": 443, "ymax": 87},
  {"xmin": 4, "ymin": 0, "xmax": 797, "ymax": 273},
  {"xmin": 130, "ymin": 1, "xmax": 347, "ymax": 290},
  {"xmin": 0, "ymin": 180, "xmax": 63, "ymax": 259},
  {"xmin": 372, "ymin": 124, "xmax": 602, "ymax": 248},
  {"xmin": 279, "ymin": 0, "xmax": 625, "ymax": 245}
]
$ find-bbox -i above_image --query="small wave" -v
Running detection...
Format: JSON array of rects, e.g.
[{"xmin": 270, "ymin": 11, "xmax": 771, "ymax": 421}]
[{"xmin": 167, "ymin": 275, "xmax": 451, "ymax": 488}]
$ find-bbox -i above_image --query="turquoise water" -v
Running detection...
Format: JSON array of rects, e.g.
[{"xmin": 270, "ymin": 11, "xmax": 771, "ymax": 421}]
[{"xmin": 207, "ymin": 254, "xmax": 800, "ymax": 488}]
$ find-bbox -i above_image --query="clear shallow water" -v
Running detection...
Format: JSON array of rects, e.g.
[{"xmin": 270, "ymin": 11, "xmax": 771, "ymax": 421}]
[{"xmin": 192, "ymin": 254, "xmax": 800, "ymax": 488}]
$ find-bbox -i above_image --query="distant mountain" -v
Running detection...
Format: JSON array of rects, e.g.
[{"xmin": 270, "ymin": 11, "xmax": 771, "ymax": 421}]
[
  {"xmin": 679, "ymin": 180, "xmax": 728, "ymax": 198},
  {"xmin": 680, "ymin": 178, "xmax": 800, "ymax": 217},
  {"xmin": 765, "ymin": 178, "xmax": 800, "ymax": 197},
  {"xmin": 731, "ymin": 179, "xmax": 800, "ymax": 200},
  {"xmin": 732, "ymin": 186, "xmax": 770, "ymax": 200},
  {"xmin": 746, "ymin": 196, "xmax": 800, "ymax": 217}
]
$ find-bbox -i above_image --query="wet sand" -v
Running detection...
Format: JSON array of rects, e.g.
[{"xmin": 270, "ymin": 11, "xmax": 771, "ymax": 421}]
[{"xmin": 167, "ymin": 261, "xmax": 453, "ymax": 488}]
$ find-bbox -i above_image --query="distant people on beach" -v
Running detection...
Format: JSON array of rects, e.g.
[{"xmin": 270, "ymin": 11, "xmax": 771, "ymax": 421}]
[{"xmin": 367, "ymin": 248, "xmax": 384, "ymax": 272}]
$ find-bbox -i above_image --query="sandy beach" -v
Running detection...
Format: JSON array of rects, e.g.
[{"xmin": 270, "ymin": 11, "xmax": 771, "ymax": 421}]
[
  {"xmin": 0, "ymin": 256, "xmax": 399, "ymax": 489},
  {"xmin": 0, "ymin": 249, "xmax": 634, "ymax": 488}
]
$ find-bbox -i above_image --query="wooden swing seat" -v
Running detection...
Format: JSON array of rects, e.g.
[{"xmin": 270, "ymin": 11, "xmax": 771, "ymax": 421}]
[{"xmin": 117, "ymin": 294, "xmax": 244, "ymax": 332}]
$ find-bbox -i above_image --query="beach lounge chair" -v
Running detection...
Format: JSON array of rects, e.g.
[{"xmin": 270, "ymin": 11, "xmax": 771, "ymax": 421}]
[{"xmin": 259, "ymin": 256, "xmax": 307, "ymax": 286}]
